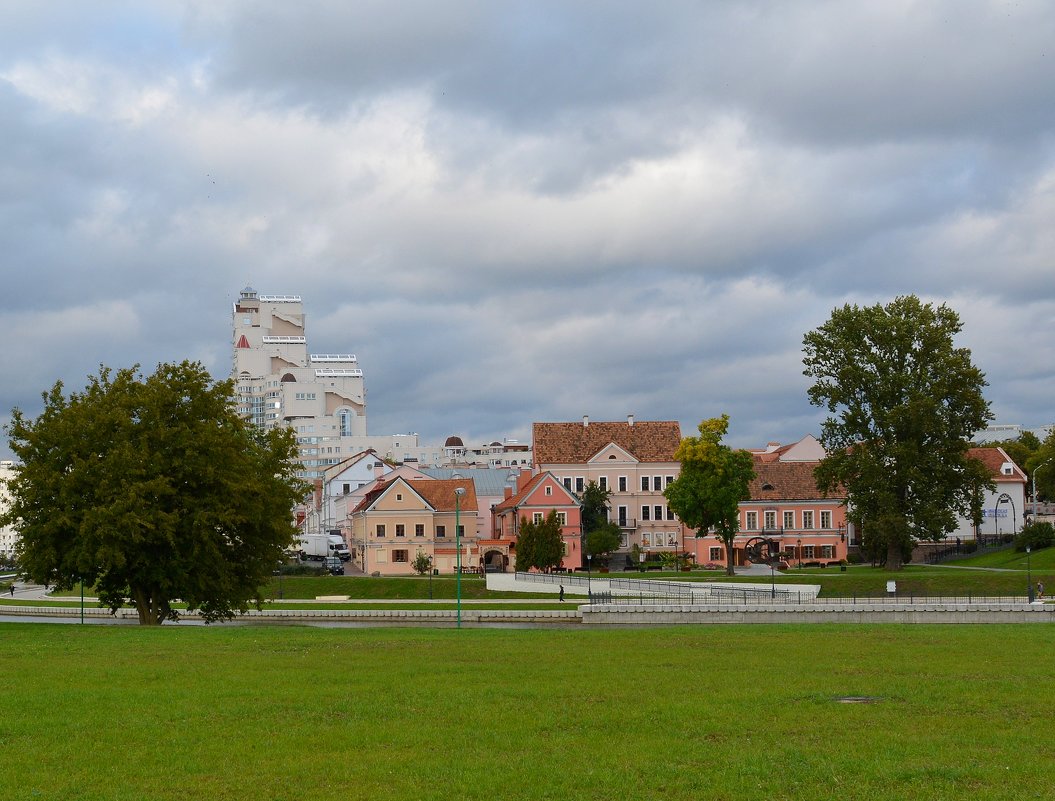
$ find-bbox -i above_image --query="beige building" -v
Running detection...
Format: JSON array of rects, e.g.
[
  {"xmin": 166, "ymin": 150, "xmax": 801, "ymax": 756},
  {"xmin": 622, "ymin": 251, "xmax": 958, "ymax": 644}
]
[
  {"xmin": 532, "ymin": 416, "xmax": 685, "ymax": 565},
  {"xmin": 1, "ymin": 460, "xmax": 17, "ymax": 560},
  {"xmin": 232, "ymin": 287, "xmax": 367, "ymax": 479},
  {"xmin": 349, "ymin": 477, "xmax": 479, "ymax": 575}
]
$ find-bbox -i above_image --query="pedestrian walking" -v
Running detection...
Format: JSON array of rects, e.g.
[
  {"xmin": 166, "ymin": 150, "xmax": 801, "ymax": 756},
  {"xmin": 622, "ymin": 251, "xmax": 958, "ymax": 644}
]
[
  {"xmin": 8, "ymin": 584, "xmax": 13, "ymax": 597},
  {"xmin": 559, "ymin": 584, "xmax": 565, "ymax": 602},
  {"xmin": 1037, "ymin": 581, "xmax": 1044, "ymax": 601}
]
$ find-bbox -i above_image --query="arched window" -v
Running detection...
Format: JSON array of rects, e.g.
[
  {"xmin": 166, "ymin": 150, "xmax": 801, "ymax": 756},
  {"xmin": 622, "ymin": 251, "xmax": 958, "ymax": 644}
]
[{"xmin": 338, "ymin": 408, "xmax": 353, "ymax": 436}]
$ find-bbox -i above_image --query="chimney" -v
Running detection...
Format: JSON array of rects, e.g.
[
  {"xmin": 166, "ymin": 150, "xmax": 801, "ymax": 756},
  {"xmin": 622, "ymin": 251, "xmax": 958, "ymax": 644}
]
[
  {"xmin": 504, "ymin": 486, "xmax": 513, "ymax": 500},
  {"xmin": 374, "ymin": 462, "xmax": 384, "ymax": 480},
  {"xmin": 583, "ymin": 415, "xmax": 589, "ymax": 428},
  {"xmin": 627, "ymin": 414, "xmax": 634, "ymax": 427}
]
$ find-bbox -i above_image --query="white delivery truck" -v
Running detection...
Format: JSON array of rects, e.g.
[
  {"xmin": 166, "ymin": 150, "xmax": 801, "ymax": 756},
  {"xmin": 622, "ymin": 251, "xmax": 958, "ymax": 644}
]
[{"xmin": 298, "ymin": 531, "xmax": 351, "ymax": 562}]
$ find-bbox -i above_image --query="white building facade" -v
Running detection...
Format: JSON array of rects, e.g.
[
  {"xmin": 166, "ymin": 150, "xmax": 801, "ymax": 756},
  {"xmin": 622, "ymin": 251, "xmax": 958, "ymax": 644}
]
[
  {"xmin": 0, "ymin": 461, "xmax": 18, "ymax": 560},
  {"xmin": 232, "ymin": 287, "xmax": 368, "ymax": 479}
]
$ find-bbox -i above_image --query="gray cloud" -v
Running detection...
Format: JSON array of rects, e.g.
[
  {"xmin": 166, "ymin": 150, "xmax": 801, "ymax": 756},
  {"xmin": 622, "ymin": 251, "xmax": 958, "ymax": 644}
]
[{"xmin": 1, "ymin": 1, "xmax": 1053, "ymax": 460}]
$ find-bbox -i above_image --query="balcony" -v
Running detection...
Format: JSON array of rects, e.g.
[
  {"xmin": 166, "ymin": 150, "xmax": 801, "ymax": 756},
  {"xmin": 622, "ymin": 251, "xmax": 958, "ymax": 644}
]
[{"xmin": 615, "ymin": 518, "xmax": 637, "ymax": 530}]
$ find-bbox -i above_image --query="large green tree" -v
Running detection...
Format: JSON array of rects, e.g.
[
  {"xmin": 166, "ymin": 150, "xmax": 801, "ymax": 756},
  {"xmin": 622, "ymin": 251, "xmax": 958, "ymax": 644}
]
[
  {"xmin": 514, "ymin": 511, "xmax": 564, "ymax": 572},
  {"xmin": 664, "ymin": 415, "xmax": 755, "ymax": 576},
  {"xmin": 1027, "ymin": 430, "xmax": 1055, "ymax": 508},
  {"xmin": 580, "ymin": 480, "xmax": 622, "ymax": 566},
  {"xmin": 803, "ymin": 296, "xmax": 993, "ymax": 570},
  {"xmin": 2, "ymin": 361, "xmax": 307, "ymax": 624}
]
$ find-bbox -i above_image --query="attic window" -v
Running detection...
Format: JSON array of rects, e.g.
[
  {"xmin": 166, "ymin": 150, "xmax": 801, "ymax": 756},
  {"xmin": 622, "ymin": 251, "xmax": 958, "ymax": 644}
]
[
  {"xmin": 1001, "ymin": 463, "xmax": 1014, "ymax": 476},
  {"xmin": 608, "ymin": 455, "xmax": 616, "ymax": 459},
  {"xmin": 761, "ymin": 482, "xmax": 774, "ymax": 491}
]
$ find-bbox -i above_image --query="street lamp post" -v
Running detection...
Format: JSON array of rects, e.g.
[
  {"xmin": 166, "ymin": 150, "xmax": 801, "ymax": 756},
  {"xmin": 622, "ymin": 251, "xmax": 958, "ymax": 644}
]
[
  {"xmin": 1026, "ymin": 546, "xmax": 1034, "ymax": 603},
  {"xmin": 587, "ymin": 553, "xmax": 592, "ymax": 601},
  {"xmin": 1034, "ymin": 459, "xmax": 1052, "ymax": 519},
  {"xmin": 455, "ymin": 486, "xmax": 466, "ymax": 629},
  {"xmin": 797, "ymin": 538, "xmax": 802, "ymax": 569}
]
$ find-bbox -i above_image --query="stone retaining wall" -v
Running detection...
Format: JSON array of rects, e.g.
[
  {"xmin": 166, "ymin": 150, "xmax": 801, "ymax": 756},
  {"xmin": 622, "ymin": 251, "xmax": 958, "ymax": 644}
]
[{"xmin": 582, "ymin": 602, "xmax": 1055, "ymax": 625}]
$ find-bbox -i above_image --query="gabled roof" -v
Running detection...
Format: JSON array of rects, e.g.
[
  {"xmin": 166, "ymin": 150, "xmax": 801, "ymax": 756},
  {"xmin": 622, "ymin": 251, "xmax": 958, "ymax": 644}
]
[
  {"xmin": 746, "ymin": 456, "xmax": 845, "ymax": 503},
  {"xmin": 533, "ymin": 420, "xmax": 682, "ymax": 465},
  {"xmin": 968, "ymin": 447, "xmax": 1027, "ymax": 483},
  {"xmin": 322, "ymin": 449, "xmax": 379, "ymax": 480},
  {"xmin": 493, "ymin": 471, "xmax": 580, "ymax": 512},
  {"xmin": 351, "ymin": 477, "xmax": 477, "ymax": 515}
]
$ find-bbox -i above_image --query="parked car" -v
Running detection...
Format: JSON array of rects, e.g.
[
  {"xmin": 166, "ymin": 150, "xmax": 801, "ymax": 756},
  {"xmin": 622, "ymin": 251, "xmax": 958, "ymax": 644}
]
[{"xmin": 324, "ymin": 556, "xmax": 344, "ymax": 576}]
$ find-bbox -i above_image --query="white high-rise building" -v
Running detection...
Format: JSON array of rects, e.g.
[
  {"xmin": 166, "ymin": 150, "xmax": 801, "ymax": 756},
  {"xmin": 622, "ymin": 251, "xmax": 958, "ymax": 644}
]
[
  {"xmin": 232, "ymin": 286, "xmax": 367, "ymax": 478},
  {"xmin": 1, "ymin": 460, "xmax": 18, "ymax": 560}
]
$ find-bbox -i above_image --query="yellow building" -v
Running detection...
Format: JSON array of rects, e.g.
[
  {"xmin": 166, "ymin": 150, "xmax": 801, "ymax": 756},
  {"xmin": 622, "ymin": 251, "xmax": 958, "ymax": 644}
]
[{"xmin": 350, "ymin": 477, "xmax": 478, "ymax": 575}]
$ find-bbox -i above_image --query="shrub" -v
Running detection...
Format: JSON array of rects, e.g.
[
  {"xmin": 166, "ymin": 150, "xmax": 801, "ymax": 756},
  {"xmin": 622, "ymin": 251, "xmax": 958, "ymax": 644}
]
[
  {"xmin": 1015, "ymin": 521, "xmax": 1055, "ymax": 552},
  {"xmin": 846, "ymin": 551, "xmax": 864, "ymax": 565},
  {"xmin": 276, "ymin": 563, "xmax": 328, "ymax": 577},
  {"xmin": 960, "ymin": 540, "xmax": 978, "ymax": 554}
]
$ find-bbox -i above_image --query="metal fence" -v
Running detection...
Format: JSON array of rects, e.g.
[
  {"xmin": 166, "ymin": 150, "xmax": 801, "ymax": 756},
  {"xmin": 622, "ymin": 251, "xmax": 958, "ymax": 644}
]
[{"xmin": 920, "ymin": 534, "xmax": 1014, "ymax": 564}]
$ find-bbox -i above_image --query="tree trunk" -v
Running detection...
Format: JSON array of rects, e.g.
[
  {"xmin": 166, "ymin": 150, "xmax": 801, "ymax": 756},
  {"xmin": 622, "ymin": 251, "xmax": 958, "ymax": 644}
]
[
  {"xmin": 132, "ymin": 587, "xmax": 165, "ymax": 625},
  {"xmin": 725, "ymin": 541, "xmax": 735, "ymax": 576},
  {"xmin": 884, "ymin": 537, "xmax": 904, "ymax": 571}
]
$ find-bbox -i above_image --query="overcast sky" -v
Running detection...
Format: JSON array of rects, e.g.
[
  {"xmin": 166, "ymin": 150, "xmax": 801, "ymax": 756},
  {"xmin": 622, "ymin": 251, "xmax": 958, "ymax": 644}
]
[{"xmin": 2, "ymin": 1, "xmax": 1053, "ymax": 459}]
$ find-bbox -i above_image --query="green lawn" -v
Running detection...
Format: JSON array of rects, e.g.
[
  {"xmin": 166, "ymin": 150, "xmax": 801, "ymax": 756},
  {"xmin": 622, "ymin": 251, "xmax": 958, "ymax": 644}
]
[
  {"xmin": 1, "ymin": 624, "xmax": 1053, "ymax": 800},
  {"xmin": 945, "ymin": 545, "xmax": 1055, "ymax": 570},
  {"xmin": 30, "ymin": 549, "xmax": 1055, "ymax": 606}
]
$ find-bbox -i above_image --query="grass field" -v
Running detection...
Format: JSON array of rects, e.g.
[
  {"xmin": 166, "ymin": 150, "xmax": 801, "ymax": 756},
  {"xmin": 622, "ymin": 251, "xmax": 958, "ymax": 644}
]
[{"xmin": 1, "ymin": 624, "xmax": 1053, "ymax": 800}]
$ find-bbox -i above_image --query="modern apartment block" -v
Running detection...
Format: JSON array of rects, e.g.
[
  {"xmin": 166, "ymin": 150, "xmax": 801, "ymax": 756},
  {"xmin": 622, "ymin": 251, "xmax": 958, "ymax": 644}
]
[{"xmin": 232, "ymin": 286, "xmax": 367, "ymax": 478}]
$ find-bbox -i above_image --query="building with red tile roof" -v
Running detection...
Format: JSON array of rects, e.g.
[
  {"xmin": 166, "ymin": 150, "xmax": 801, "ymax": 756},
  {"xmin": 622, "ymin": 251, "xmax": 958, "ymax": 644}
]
[
  {"xmin": 532, "ymin": 416, "xmax": 685, "ymax": 565},
  {"xmin": 347, "ymin": 476, "xmax": 478, "ymax": 575},
  {"xmin": 492, "ymin": 471, "xmax": 582, "ymax": 571}
]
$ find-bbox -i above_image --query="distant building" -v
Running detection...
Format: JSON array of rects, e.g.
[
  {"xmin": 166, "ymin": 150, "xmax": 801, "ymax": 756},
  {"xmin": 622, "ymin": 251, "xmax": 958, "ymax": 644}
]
[
  {"xmin": 683, "ymin": 437, "xmax": 850, "ymax": 567},
  {"xmin": 973, "ymin": 423, "xmax": 1054, "ymax": 444},
  {"xmin": 0, "ymin": 460, "xmax": 17, "ymax": 560},
  {"xmin": 348, "ymin": 477, "xmax": 478, "ymax": 575},
  {"xmin": 533, "ymin": 415, "xmax": 684, "ymax": 566},
  {"xmin": 492, "ymin": 471, "xmax": 583, "ymax": 571},
  {"xmin": 958, "ymin": 447, "xmax": 1028, "ymax": 540},
  {"xmin": 231, "ymin": 287, "xmax": 366, "ymax": 479}
]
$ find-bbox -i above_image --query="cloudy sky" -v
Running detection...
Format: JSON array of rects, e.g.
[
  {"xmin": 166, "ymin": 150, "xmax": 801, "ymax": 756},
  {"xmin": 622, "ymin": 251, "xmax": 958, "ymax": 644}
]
[{"xmin": 2, "ymin": 0, "xmax": 1053, "ymax": 458}]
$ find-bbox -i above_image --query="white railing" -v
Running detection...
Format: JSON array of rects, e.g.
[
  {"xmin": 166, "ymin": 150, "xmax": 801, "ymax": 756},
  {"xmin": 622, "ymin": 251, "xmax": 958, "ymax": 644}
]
[
  {"xmin": 315, "ymin": 369, "xmax": 363, "ymax": 378},
  {"xmin": 263, "ymin": 336, "xmax": 306, "ymax": 344},
  {"xmin": 310, "ymin": 354, "xmax": 358, "ymax": 363},
  {"xmin": 259, "ymin": 294, "xmax": 301, "ymax": 302}
]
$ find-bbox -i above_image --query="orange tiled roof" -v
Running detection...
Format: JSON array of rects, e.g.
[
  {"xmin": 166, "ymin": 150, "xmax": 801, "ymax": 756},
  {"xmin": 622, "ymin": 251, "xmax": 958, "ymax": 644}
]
[
  {"xmin": 351, "ymin": 477, "xmax": 477, "ymax": 514},
  {"xmin": 746, "ymin": 456, "xmax": 845, "ymax": 503},
  {"xmin": 533, "ymin": 420, "xmax": 682, "ymax": 465},
  {"xmin": 493, "ymin": 472, "xmax": 580, "ymax": 512},
  {"xmin": 967, "ymin": 447, "xmax": 1027, "ymax": 482}
]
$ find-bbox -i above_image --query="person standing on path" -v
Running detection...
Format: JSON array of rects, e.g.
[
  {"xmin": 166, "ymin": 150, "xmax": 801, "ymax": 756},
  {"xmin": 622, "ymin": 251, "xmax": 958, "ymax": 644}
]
[
  {"xmin": 559, "ymin": 584, "xmax": 565, "ymax": 602},
  {"xmin": 1038, "ymin": 581, "xmax": 1044, "ymax": 601}
]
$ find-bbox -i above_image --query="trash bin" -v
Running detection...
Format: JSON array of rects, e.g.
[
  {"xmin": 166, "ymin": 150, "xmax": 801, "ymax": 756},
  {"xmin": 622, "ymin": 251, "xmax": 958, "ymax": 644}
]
[{"xmin": 840, "ymin": 564, "xmax": 847, "ymax": 572}]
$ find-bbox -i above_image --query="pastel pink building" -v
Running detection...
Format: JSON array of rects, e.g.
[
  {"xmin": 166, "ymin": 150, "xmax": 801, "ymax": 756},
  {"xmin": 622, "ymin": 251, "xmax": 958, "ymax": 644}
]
[
  {"xmin": 683, "ymin": 436, "xmax": 849, "ymax": 567},
  {"xmin": 492, "ymin": 471, "xmax": 583, "ymax": 571}
]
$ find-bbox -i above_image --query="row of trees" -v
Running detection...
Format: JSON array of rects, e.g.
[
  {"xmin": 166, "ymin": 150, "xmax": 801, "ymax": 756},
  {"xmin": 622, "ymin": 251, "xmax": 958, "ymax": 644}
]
[{"xmin": 0, "ymin": 295, "xmax": 1012, "ymax": 623}]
